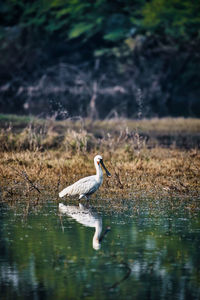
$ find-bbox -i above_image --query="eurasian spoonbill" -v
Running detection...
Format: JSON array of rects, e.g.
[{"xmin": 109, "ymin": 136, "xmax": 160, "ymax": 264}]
[
  {"xmin": 59, "ymin": 203, "xmax": 106, "ymax": 250},
  {"xmin": 59, "ymin": 155, "xmax": 111, "ymax": 200}
]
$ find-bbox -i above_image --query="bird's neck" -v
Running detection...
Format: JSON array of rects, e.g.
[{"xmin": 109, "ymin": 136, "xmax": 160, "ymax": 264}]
[
  {"xmin": 95, "ymin": 163, "xmax": 103, "ymax": 183},
  {"xmin": 93, "ymin": 220, "xmax": 102, "ymax": 249}
]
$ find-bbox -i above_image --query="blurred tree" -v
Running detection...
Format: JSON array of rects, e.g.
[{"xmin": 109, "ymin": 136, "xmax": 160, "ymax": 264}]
[
  {"xmin": 141, "ymin": 0, "xmax": 200, "ymax": 42},
  {"xmin": 0, "ymin": 0, "xmax": 200, "ymax": 117}
]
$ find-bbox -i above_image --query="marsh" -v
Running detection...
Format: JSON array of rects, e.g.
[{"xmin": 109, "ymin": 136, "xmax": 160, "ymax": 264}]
[{"xmin": 0, "ymin": 200, "xmax": 200, "ymax": 299}]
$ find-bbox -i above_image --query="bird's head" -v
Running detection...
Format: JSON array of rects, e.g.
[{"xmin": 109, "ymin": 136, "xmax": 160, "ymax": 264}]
[{"xmin": 94, "ymin": 155, "xmax": 111, "ymax": 177}]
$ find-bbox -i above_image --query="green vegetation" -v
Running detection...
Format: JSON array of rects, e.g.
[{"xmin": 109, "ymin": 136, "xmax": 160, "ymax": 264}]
[
  {"xmin": 0, "ymin": 0, "xmax": 200, "ymax": 117},
  {"xmin": 0, "ymin": 113, "xmax": 34, "ymax": 124},
  {"xmin": 1, "ymin": 0, "xmax": 199, "ymax": 48},
  {"xmin": 142, "ymin": 0, "xmax": 200, "ymax": 40}
]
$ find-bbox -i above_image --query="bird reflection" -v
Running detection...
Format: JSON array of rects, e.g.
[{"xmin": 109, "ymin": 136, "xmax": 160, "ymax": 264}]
[{"xmin": 59, "ymin": 203, "xmax": 110, "ymax": 250}]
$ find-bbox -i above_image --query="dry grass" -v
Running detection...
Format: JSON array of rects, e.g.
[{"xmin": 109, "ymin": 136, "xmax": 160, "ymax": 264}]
[{"xmin": 0, "ymin": 116, "xmax": 200, "ymax": 213}]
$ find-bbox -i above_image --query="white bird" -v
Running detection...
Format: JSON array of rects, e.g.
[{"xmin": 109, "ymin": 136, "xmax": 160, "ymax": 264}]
[
  {"xmin": 59, "ymin": 203, "xmax": 104, "ymax": 250},
  {"xmin": 59, "ymin": 155, "xmax": 111, "ymax": 200}
]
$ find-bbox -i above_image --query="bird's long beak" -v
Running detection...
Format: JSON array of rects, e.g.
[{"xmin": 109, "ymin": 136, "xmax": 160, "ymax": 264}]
[
  {"xmin": 100, "ymin": 160, "xmax": 111, "ymax": 177},
  {"xmin": 99, "ymin": 226, "xmax": 111, "ymax": 242}
]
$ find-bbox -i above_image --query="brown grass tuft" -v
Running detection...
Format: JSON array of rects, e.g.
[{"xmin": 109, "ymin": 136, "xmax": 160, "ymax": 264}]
[{"xmin": 0, "ymin": 117, "xmax": 200, "ymax": 211}]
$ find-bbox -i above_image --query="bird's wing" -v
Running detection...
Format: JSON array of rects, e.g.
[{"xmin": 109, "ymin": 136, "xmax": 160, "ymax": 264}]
[
  {"xmin": 70, "ymin": 175, "xmax": 98, "ymax": 196},
  {"xmin": 59, "ymin": 175, "xmax": 99, "ymax": 197},
  {"xmin": 59, "ymin": 203, "xmax": 99, "ymax": 227}
]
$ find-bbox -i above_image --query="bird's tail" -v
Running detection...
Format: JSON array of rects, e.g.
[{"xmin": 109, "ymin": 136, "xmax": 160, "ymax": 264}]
[{"xmin": 59, "ymin": 188, "xmax": 69, "ymax": 198}]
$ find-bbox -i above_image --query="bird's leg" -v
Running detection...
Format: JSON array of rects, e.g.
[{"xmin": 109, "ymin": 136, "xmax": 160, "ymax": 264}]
[
  {"xmin": 59, "ymin": 214, "xmax": 65, "ymax": 233},
  {"xmin": 79, "ymin": 194, "xmax": 88, "ymax": 200}
]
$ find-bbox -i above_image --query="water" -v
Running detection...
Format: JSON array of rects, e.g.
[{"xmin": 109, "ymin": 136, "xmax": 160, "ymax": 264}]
[{"xmin": 0, "ymin": 201, "xmax": 200, "ymax": 300}]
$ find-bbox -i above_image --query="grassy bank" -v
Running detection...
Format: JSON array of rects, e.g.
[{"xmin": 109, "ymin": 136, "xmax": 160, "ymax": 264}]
[{"xmin": 0, "ymin": 115, "xmax": 200, "ymax": 212}]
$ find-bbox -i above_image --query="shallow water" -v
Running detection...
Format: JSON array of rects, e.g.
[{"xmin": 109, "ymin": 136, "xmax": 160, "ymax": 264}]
[{"xmin": 0, "ymin": 200, "xmax": 200, "ymax": 300}]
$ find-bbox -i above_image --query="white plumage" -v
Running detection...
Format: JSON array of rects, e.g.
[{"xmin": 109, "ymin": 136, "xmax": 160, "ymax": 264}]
[
  {"xmin": 59, "ymin": 203, "xmax": 102, "ymax": 250},
  {"xmin": 59, "ymin": 155, "xmax": 111, "ymax": 200}
]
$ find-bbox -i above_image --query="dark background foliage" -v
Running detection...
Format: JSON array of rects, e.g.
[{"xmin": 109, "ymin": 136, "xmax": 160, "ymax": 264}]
[{"xmin": 0, "ymin": 0, "xmax": 200, "ymax": 118}]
